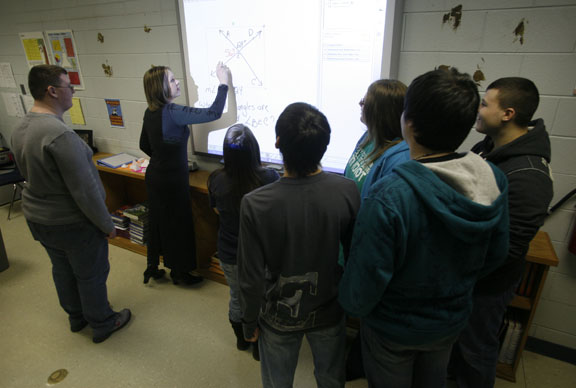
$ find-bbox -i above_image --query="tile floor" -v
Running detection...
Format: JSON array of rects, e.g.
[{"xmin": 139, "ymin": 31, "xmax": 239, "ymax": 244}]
[{"xmin": 1, "ymin": 203, "xmax": 575, "ymax": 387}]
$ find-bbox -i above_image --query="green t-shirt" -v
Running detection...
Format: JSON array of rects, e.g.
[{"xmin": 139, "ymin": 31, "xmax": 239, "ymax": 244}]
[{"xmin": 344, "ymin": 132, "xmax": 374, "ymax": 192}]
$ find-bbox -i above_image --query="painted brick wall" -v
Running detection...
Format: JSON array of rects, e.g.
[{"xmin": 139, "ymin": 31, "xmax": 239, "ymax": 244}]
[
  {"xmin": 399, "ymin": 0, "xmax": 576, "ymax": 349},
  {"xmin": 0, "ymin": 0, "xmax": 575, "ymax": 349}
]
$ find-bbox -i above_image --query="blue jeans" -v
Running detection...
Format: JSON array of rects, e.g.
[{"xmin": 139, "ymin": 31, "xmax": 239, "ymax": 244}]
[
  {"xmin": 361, "ymin": 324, "xmax": 455, "ymax": 388},
  {"xmin": 450, "ymin": 284, "xmax": 517, "ymax": 388},
  {"xmin": 220, "ymin": 261, "xmax": 242, "ymax": 323},
  {"xmin": 259, "ymin": 318, "xmax": 346, "ymax": 388},
  {"xmin": 27, "ymin": 220, "xmax": 117, "ymax": 336}
]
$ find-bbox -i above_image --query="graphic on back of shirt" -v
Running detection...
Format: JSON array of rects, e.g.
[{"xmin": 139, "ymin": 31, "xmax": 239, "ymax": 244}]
[{"xmin": 263, "ymin": 272, "xmax": 319, "ymax": 330}]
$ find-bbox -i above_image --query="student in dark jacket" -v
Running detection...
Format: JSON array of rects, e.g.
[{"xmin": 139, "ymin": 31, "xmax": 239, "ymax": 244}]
[
  {"xmin": 339, "ymin": 68, "xmax": 509, "ymax": 388},
  {"xmin": 238, "ymin": 103, "xmax": 360, "ymax": 388},
  {"xmin": 208, "ymin": 124, "xmax": 279, "ymax": 359},
  {"xmin": 451, "ymin": 77, "xmax": 553, "ymax": 388}
]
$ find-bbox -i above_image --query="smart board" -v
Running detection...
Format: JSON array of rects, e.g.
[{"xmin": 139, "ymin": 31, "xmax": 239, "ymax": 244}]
[{"xmin": 178, "ymin": 0, "xmax": 401, "ymax": 173}]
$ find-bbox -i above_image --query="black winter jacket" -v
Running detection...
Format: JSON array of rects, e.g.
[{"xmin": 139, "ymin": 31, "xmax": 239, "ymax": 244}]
[{"xmin": 472, "ymin": 119, "xmax": 553, "ymax": 294}]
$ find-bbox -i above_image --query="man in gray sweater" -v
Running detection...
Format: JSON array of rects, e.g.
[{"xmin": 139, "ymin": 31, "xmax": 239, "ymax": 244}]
[{"xmin": 11, "ymin": 65, "xmax": 130, "ymax": 343}]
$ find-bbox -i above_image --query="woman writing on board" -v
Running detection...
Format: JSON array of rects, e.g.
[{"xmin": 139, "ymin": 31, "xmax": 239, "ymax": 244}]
[{"xmin": 140, "ymin": 63, "xmax": 231, "ymax": 285}]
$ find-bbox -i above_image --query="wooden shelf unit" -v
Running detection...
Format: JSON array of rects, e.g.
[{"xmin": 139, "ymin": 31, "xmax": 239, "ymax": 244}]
[
  {"xmin": 93, "ymin": 153, "xmax": 225, "ymax": 284},
  {"xmin": 495, "ymin": 231, "xmax": 559, "ymax": 382}
]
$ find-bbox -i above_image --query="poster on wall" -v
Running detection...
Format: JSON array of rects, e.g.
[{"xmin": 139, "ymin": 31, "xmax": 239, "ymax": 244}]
[
  {"xmin": 19, "ymin": 32, "xmax": 51, "ymax": 68},
  {"xmin": 70, "ymin": 97, "xmax": 86, "ymax": 125},
  {"xmin": 105, "ymin": 99, "xmax": 125, "ymax": 128},
  {"xmin": 45, "ymin": 30, "xmax": 85, "ymax": 90},
  {"xmin": 0, "ymin": 63, "xmax": 17, "ymax": 89},
  {"xmin": 2, "ymin": 92, "xmax": 26, "ymax": 117}
]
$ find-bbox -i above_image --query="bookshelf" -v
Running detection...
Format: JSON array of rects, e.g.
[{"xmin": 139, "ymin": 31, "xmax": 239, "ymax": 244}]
[
  {"xmin": 93, "ymin": 153, "xmax": 226, "ymax": 284},
  {"xmin": 495, "ymin": 231, "xmax": 559, "ymax": 382}
]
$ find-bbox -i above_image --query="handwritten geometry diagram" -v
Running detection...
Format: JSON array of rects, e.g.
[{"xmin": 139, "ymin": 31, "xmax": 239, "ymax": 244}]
[{"xmin": 208, "ymin": 26, "xmax": 266, "ymax": 87}]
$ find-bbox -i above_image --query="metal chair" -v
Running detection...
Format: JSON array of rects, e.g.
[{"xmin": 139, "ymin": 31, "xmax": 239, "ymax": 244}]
[{"xmin": 0, "ymin": 165, "xmax": 25, "ymax": 220}]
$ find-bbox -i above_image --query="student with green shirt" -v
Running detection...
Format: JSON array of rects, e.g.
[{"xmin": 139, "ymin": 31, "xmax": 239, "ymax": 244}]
[{"xmin": 343, "ymin": 79, "xmax": 408, "ymax": 196}]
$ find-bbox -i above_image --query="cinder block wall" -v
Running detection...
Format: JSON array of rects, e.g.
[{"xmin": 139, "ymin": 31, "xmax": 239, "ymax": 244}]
[
  {"xmin": 0, "ymin": 0, "xmax": 185, "ymax": 159},
  {"xmin": 398, "ymin": 0, "xmax": 576, "ymax": 349},
  {"xmin": 0, "ymin": 0, "xmax": 575, "ymax": 349}
]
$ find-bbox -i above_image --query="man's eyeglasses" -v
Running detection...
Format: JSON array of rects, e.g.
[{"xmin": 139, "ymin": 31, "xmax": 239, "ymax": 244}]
[{"xmin": 53, "ymin": 84, "xmax": 75, "ymax": 91}]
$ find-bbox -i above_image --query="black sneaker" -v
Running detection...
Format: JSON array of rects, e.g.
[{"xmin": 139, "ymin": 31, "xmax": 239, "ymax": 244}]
[{"xmin": 93, "ymin": 309, "xmax": 131, "ymax": 343}]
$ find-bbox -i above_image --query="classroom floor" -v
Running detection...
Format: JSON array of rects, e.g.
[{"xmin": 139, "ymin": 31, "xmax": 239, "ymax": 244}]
[{"xmin": 1, "ymin": 202, "xmax": 574, "ymax": 388}]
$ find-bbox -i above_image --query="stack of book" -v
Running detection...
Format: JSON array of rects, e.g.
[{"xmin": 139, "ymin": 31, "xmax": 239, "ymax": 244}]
[
  {"xmin": 110, "ymin": 205, "xmax": 131, "ymax": 239},
  {"xmin": 498, "ymin": 314, "xmax": 524, "ymax": 365},
  {"xmin": 123, "ymin": 203, "xmax": 149, "ymax": 246}
]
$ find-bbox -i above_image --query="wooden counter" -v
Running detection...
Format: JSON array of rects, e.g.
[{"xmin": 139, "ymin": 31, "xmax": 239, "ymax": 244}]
[{"xmin": 93, "ymin": 153, "xmax": 225, "ymax": 284}]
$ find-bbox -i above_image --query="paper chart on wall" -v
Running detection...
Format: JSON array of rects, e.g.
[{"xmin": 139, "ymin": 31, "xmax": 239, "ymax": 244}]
[
  {"xmin": 0, "ymin": 63, "xmax": 17, "ymax": 89},
  {"xmin": 2, "ymin": 92, "xmax": 26, "ymax": 118},
  {"xmin": 45, "ymin": 30, "xmax": 85, "ymax": 90},
  {"xmin": 70, "ymin": 97, "xmax": 86, "ymax": 125},
  {"xmin": 19, "ymin": 32, "xmax": 51, "ymax": 68}
]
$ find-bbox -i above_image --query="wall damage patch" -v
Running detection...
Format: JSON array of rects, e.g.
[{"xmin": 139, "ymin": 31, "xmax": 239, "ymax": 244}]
[
  {"xmin": 443, "ymin": 5, "xmax": 463, "ymax": 30},
  {"xmin": 513, "ymin": 18, "xmax": 526, "ymax": 45}
]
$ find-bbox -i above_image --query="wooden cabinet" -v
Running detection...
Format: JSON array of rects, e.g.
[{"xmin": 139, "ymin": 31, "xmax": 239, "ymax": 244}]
[
  {"xmin": 496, "ymin": 231, "xmax": 559, "ymax": 382},
  {"xmin": 93, "ymin": 153, "xmax": 226, "ymax": 284}
]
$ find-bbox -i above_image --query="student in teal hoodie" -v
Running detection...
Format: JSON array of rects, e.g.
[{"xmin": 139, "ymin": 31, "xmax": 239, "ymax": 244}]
[{"xmin": 339, "ymin": 68, "xmax": 510, "ymax": 388}]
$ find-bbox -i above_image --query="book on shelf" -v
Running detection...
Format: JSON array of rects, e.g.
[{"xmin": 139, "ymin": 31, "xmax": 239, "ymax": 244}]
[
  {"xmin": 504, "ymin": 321, "xmax": 523, "ymax": 364},
  {"xmin": 111, "ymin": 205, "xmax": 131, "ymax": 230},
  {"xmin": 123, "ymin": 203, "xmax": 149, "ymax": 221},
  {"xmin": 116, "ymin": 229, "xmax": 130, "ymax": 239},
  {"xmin": 498, "ymin": 314, "xmax": 524, "ymax": 365},
  {"xmin": 498, "ymin": 317, "xmax": 514, "ymax": 364},
  {"xmin": 97, "ymin": 153, "xmax": 137, "ymax": 169}
]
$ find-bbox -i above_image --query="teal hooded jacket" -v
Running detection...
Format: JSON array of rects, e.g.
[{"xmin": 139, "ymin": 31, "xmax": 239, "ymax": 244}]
[{"xmin": 339, "ymin": 155, "xmax": 509, "ymax": 345}]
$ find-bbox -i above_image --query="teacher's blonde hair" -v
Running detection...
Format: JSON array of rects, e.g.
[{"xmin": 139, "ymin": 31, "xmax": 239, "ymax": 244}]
[{"xmin": 143, "ymin": 66, "xmax": 172, "ymax": 111}]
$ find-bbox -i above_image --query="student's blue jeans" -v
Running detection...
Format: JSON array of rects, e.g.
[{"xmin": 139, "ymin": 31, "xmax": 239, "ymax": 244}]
[
  {"xmin": 27, "ymin": 220, "xmax": 117, "ymax": 336},
  {"xmin": 361, "ymin": 323, "xmax": 456, "ymax": 388},
  {"xmin": 259, "ymin": 318, "xmax": 346, "ymax": 388},
  {"xmin": 219, "ymin": 261, "xmax": 242, "ymax": 323},
  {"xmin": 450, "ymin": 283, "xmax": 517, "ymax": 388}
]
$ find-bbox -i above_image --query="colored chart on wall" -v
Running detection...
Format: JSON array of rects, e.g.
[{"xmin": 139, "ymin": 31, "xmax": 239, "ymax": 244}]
[
  {"xmin": 46, "ymin": 30, "xmax": 85, "ymax": 90},
  {"xmin": 19, "ymin": 32, "xmax": 51, "ymax": 68}
]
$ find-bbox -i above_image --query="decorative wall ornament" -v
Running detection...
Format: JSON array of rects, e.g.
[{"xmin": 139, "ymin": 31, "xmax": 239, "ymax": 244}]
[
  {"xmin": 513, "ymin": 19, "xmax": 526, "ymax": 45},
  {"xmin": 443, "ymin": 5, "xmax": 463, "ymax": 31},
  {"xmin": 102, "ymin": 61, "xmax": 112, "ymax": 77}
]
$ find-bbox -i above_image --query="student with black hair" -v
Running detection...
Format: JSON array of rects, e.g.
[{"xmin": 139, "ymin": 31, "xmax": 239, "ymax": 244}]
[
  {"xmin": 208, "ymin": 124, "xmax": 279, "ymax": 359},
  {"xmin": 238, "ymin": 103, "xmax": 360, "ymax": 387},
  {"xmin": 339, "ymin": 68, "xmax": 510, "ymax": 388},
  {"xmin": 451, "ymin": 77, "xmax": 553, "ymax": 388}
]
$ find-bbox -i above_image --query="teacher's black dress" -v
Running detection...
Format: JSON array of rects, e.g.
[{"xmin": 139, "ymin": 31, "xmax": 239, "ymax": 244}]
[{"xmin": 139, "ymin": 85, "xmax": 228, "ymax": 272}]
